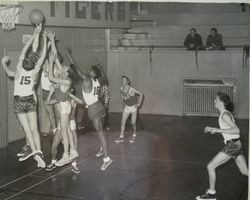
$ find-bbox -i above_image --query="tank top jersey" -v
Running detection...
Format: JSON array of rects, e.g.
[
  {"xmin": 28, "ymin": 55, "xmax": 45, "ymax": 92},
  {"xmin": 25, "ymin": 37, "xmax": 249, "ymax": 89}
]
[
  {"xmin": 14, "ymin": 68, "xmax": 35, "ymax": 97},
  {"xmin": 54, "ymin": 86, "xmax": 71, "ymax": 102},
  {"xmin": 41, "ymin": 71, "xmax": 52, "ymax": 91},
  {"xmin": 121, "ymin": 86, "xmax": 137, "ymax": 106},
  {"xmin": 82, "ymin": 78, "xmax": 100, "ymax": 106},
  {"xmin": 219, "ymin": 110, "xmax": 240, "ymax": 142}
]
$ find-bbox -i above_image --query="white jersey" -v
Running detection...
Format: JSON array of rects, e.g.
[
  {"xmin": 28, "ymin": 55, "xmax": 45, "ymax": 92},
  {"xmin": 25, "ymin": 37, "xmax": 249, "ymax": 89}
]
[
  {"xmin": 14, "ymin": 68, "xmax": 35, "ymax": 97},
  {"xmin": 82, "ymin": 78, "xmax": 100, "ymax": 106},
  {"xmin": 41, "ymin": 71, "xmax": 52, "ymax": 91},
  {"xmin": 219, "ymin": 110, "xmax": 240, "ymax": 142}
]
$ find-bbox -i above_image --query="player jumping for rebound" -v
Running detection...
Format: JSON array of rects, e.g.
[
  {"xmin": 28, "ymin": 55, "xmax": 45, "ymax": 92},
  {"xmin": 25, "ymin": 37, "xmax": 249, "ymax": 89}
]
[
  {"xmin": 1, "ymin": 24, "xmax": 47, "ymax": 168},
  {"xmin": 65, "ymin": 50, "xmax": 113, "ymax": 170}
]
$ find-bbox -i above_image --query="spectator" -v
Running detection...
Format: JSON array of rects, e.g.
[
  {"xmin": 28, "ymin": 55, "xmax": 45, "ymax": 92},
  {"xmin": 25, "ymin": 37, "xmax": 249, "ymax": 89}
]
[
  {"xmin": 184, "ymin": 28, "xmax": 203, "ymax": 50},
  {"xmin": 206, "ymin": 28, "xmax": 225, "ymax": 50}
]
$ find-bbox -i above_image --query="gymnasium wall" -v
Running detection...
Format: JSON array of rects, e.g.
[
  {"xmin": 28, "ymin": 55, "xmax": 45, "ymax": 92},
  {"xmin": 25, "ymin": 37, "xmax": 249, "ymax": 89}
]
[{"xmin": 107, "ymin": 49, "xmax": 249, "ymax": 119}]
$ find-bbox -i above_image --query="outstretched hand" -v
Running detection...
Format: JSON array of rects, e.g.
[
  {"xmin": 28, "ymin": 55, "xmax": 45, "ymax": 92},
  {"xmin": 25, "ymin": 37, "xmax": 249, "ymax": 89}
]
[
  {"xmin": 47, "ymin": 30, "xmax": 55, "ymax": 41},
  {"xmin": 34, "ymin": 23, "xmax": 42, "ymax": 34},
  {"xmin": 42, "ymin": 29, "xmax": 47, "ymax": 38}
]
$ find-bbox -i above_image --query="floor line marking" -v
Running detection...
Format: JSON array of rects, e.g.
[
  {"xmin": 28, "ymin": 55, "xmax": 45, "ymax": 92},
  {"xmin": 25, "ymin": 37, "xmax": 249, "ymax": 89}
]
[
  {"xmin": 0, "ymin": 141, "xmax": 99, "ymax": 190},
  {"xmin": 4, "ymin": 154, "xmax": 95, "ymax": 200},
  {"xmin": 112, "ymin": 154, "xmax": 207, "ymax": 165}
]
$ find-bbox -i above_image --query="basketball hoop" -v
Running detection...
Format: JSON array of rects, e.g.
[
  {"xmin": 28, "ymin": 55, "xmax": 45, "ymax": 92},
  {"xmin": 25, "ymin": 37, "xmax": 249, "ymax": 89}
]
[{"xmin": 0, "ymin": 5, "xmax": 22, "ymax": 31}]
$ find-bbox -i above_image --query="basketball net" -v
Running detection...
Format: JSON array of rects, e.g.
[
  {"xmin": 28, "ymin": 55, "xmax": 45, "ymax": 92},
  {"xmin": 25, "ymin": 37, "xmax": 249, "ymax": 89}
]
[{"xmin": 0, "ymin": 5, "xmax": 22, "ymax": 31}]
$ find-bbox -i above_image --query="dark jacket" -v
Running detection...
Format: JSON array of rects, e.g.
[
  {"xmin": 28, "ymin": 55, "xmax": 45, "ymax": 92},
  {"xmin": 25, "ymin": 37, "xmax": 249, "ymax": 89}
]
[
  {"xmin": 206, "ymin": 33, "xmax": 223, "ymax": 48},
  {"xmin": 184, "ymin": 33, "xmax": 203, "ymax": 50}
]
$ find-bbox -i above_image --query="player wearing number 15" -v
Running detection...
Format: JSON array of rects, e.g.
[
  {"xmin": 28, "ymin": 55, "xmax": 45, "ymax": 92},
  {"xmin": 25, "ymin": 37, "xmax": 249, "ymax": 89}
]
[{"xmin": 1, "ymin": 24, "xmax": 47, "ymax": 168}]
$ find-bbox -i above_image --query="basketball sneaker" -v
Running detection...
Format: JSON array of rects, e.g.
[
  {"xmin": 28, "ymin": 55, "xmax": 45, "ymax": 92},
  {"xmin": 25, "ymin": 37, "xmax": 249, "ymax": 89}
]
[
  {"xmin": 71, "ymin": 164, "xmax": 80, "ymax": 174},
  {"xmin": 34, "ymin": 152, "xmax": 46, "ymax": 168},
  {"xmin": 18, "ymin": 147, "xmax": 33, "ymax": 161},
  {"xmin": 45, "ymin": 162, "xmax": 57, "ymax": 171},
  {"xmin": 69, "ymin": 151, "xmax": 79, "ymax": 161},
  {"xmin": 17, "ymin": 144, "xmax": 30, "ymax": 157},
  {"xmin": 129, "ymin": 136, "xmax": 136, "ymax": 143},
  {"xmin": 101, "ymin": 158, "xmax": 113, "ymax": 170},
  {"xmin": 55, "ymin": 154, "xmax": 71, "ymax": 167},
  {"xmin": 196, "ymin": 191, "xmax": 216, "ymax": 200},
  {"xmin": 96, "ymin": 147, "xmax": 104, "ymax": 157},
  {"xmin": 115, "ymin": 137, "xmax": 124, "ymax": 143}
]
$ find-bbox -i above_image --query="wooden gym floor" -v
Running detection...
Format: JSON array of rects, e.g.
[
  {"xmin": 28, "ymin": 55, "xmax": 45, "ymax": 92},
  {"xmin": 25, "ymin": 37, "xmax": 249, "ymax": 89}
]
[{"xmin": 0, "ymin": 114, "xmax": 248, "ymax": 200}]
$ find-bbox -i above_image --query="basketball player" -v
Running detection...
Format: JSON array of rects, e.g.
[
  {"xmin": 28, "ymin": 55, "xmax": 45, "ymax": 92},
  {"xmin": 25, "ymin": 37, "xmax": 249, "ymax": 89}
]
[
  {"xmin": 65, "ymin": 51, "xmax": 113, "ymax": 170},
  {"xmin": 100, "ymin": 83, "xmax": 110, "ymax": 131},
  {"xmin": 196, "ymin": 92, "xmax": 248, "ymax": 200},
  {"xmin": 40, "ymin": 56, "xmax": 57, "ymax": 136},
  {"xmin": 47, "ymin": 52, "xmax": 79, "ymax": 167},
  {"xmin": 46, "ymin": 89, "xmax": 82, "ymax": 173},
  {"xmin": 115, "ymin": 76, "xmax": 143, "ymax": 144},
  {"xmin": 1, "ymin": 24, "xmax": 47, "ymax": 168}
]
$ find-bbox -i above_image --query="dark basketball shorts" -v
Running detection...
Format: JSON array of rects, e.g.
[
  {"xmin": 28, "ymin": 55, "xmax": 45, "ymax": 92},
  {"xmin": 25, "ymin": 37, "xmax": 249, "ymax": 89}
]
[
  {"xmin": 14, "ymin": 95, "xmax": 37, "ymax": 114},
  {"xmin": 87, "ymin": 100, "xmax": 106, "ymax": 120},
  {"xmin": 221, "ymin": 139, "xmax": 244, "ymax": 158},
  {"xmin": 42, "ymin": 89, "xmax": 56, "ymax": 102}
]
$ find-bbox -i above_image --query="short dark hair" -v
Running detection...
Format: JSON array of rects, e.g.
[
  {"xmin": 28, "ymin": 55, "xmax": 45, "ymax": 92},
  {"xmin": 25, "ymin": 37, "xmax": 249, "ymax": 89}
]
[
  {"xmin": 121, "ymin": 75, "xmax": 131, "ymax": 85},
  {"xmin": 23, "ymin": 52, "xmax": 39, "ymax": 71},
  {"xmin": 91, "ymin": 65, "xmax": 101, "ymax": 79},
  {"xmin": 190, "ymin": 28, "xmax": 196, "ymax": 33},
  {"xmin": 211, "ymin": 28, "xmax": 217, "ymax": 33}
]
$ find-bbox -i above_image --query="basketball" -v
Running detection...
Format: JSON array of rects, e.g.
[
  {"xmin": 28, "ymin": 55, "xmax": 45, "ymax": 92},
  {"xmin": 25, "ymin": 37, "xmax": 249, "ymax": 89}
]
[{"xmin": 29, "ymin": 9, "xmax": 44, "ymax": 25}]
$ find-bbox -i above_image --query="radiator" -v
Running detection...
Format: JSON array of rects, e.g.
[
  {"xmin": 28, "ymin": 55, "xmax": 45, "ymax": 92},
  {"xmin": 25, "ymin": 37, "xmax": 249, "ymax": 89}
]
[{"xmin": 183, "ymin": 80, "xmax": 234, "ymax": 116}]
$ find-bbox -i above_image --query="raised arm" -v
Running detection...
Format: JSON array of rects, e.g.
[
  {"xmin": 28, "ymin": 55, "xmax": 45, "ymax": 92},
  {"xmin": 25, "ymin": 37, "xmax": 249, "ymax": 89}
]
[
  {"xmin": 64, "ymin": 47, "xmax": 89, "ymax": 80},
  {"xmin": 1, "ymin": 56, "xmax": 15, "ymax": 77},
  {"xmin": 33, "ymin": 29, "xmax": 47, "ymax": 74},
  {"xmin": 47, "ymin": 31, "xmax": 63, "ymax": 70},
  {"xmin": 32, "ymin": 24, "xmax": 42, "ymax": 54},
  {"xmin": 19, "ymin": 24, "xmax": 42, "ymax": 61}
]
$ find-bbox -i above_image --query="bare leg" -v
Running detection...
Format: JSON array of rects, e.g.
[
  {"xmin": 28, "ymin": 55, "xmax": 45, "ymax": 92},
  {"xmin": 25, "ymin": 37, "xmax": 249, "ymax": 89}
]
[
  {"xmin": 92, "ymin": 118, "xmax": 108, "ymax": 158},
  {"xmin": 120, "ymin": 111, "xmax": 130, "ymax": 138},
  {"xmin": 51, "ymin": 130, "xmax": 62, "ymax": 160},
  {"xmin": 17, "ymin": 113, "xmax": 37, "ymax": 153},
  {"xmin": 131, "ymin": 111, "xmax": 138, "ymax": 136},
  {"xmin": 71, "ymin": 129, "xmax": 78, "ymax": 150},
  {"xmin": 44, "ymin": 103, "xmax": 56, "ymax": 130},
  {"xmin": 207, "ymin": 152, "xmax": 231, "ymax": 191},
  {"xmin": 60, "ymin": 113, "xmax": 70, "ymax": 157},
  {"xmin": 235, "ymin": 154, "xmax": 248, "ymax": 176},
  {"xmin": 67, "ymin": 126, "xmax": 77, "ymax": 153},
  {"xmin": 27, "ymin": 111, "xmax": 41, "ymax": 151}
]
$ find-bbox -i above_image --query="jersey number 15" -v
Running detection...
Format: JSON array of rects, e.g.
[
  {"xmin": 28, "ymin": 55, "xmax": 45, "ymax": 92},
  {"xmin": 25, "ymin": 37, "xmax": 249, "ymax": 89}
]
[{"xmin": 20, "ymin": 76, "xmax": 31, "ymax": 85}]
